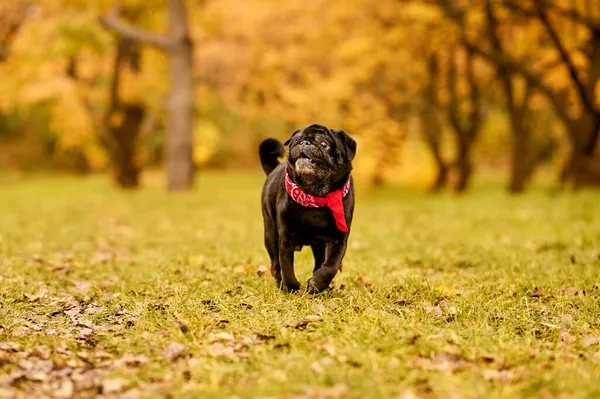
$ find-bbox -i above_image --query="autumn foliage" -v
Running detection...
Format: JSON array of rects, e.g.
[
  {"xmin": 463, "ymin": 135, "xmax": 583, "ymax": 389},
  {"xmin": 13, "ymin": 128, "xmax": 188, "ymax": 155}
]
[{"xmin": 0, "ymin": 0, "xmax": 599, "ymax": 191}]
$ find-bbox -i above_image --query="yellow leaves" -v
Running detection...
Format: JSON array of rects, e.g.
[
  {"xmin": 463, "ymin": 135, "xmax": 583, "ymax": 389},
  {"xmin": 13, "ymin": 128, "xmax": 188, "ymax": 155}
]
[
  {"xmin": 595, "ymin": 82, "xmax": 600, "ymax": 108},
  {"xmin": 192, "ymin": 119, "xmax": 220, "ymax": 166},
  {"xmin": 51, "ymin": 95, "xmax": 94, "ymax": 150},
  {"xmin": 570, "ymin": 51, "xmax": 588, "ymax": 70},
  {"xmin": 529, "ymin": 92, "xmax": 548, "ymax": 111},
  {"xmin": 544, "ymin": 64, "xmax": 570, "ymax": 92},
  {"xmin": 334, "ymin": 36, "xmax": 376, "ymax": 63},
  {"xmin": 402, "ymin": 2, "xmax": 443, "ymax": 23}
]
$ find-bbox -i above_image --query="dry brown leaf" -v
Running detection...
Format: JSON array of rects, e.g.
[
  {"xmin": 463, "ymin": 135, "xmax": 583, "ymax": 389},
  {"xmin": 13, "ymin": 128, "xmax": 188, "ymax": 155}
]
[
  {"xmin": 287, "ymin": 315, "xmax": 322, "ymax": 329},
  {"xmin": 582, "ymin": 336, "xmax": 600, "ymax": 347},
  {"xmin": 415, "ymin": 352, "xmax": 469, "ymax": 373},
  {"xmin": 310, "ymin": 361, "xmax": 324, "ymax": 374},
  {"xmin": 302, "ymin": 384, "xmax": 348, "ymax": 398},
  {"xmin": 481, "ymin": 368, "xmax": 526, "ymax": 383},
  {"xmin": 560, "ymin": 330, "xmax": 575, "ymax": 344},
  {"xmin": 0, "ymin": 342, "xmax": 20, "ymax": 352},
  {"xmin": 425, "ymin": 305, "xmax": 443, "ymax": 318},
  {"xmin": 209, "ymin": 332, "xmax": 235, "ymax": 343},
  {"xmin": 163, "ymin": 342, "xmax": 185, "ymax": 362},
  {"xmin": 25, "ymin": 288, "xmax": 47, "ymax": 302},
  {"xmin": 54, "ymin": 379, "xmax": 75, "ymax": 398},
  {"xmin": 102, "ymin": 377, "xmax": 127, "ymax": 394},
  {"xmin": 356, "ymin": 275, "xmax": 372, "ymax": 289},
  {"xmin": 398, "ymin": 390, "xmax": 421, "ymax": 399},
  {"xmin": 120, "ymin": 389, "xmax": 142, "ymax": 399},
  {"xmin": 206, "ymin": 342, "xmax": 238, "ymax": 360},
  {"xmin": 316, "ymin": 341, "xmax": 336, "ymax": 357},
  {"xmin": 85, "ymin": 305, "xmax": 105, "ymax": 314},
  {"xmin": 115, "ymin": 354, "xmax": 149, "ymax": 368}
]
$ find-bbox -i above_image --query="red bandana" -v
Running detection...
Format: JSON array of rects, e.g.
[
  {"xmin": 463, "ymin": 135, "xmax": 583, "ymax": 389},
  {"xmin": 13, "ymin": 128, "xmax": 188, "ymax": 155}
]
[{"xmin": 284, "ymin": 167, "xmax": 352, "ymax": 232}]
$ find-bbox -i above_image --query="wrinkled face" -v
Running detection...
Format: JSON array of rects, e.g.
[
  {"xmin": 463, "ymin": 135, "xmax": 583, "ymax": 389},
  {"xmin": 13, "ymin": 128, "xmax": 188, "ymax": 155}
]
[{"xmin": 286, "ymin": 124, "xmax": 357, "ymax": 181}]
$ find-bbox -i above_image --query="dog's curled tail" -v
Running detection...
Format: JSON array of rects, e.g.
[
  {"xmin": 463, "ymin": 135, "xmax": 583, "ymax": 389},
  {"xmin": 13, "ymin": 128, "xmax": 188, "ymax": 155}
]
[{"xmin": 259, "ymin": 138, "xmax": 284, "ymax": 175}]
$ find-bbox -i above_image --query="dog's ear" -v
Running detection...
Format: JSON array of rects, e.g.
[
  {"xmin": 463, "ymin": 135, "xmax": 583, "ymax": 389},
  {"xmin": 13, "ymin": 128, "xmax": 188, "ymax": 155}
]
[
  {"xmin": 284, "ymin": 129, "xmax": 302, "ymax": 146},
  {"xmin": 332, "ymin": 129, "xmax": 357, "ymax": 161}
]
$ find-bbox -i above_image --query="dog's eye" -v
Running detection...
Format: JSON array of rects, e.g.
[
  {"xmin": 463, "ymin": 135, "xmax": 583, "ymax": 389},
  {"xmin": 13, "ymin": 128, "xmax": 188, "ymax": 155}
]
[{"xmin": 321, "ymin": 142, "xmax": 329, "ymax": 149}]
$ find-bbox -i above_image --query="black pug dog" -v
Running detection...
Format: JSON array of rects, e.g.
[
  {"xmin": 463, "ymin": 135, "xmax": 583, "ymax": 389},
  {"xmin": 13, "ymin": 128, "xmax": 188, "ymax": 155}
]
[{"xmin": 258, "ymin": 124, "xmax": 357, "ymax": 293}]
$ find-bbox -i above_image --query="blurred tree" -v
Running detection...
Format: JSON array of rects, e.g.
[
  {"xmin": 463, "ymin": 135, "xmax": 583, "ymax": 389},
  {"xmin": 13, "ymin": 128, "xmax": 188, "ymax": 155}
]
[
  {"xmin": 445, "ymin": 47, "xmax": 487, "ymax": 192},
  {"xmin": 441, "ymin": 0, "xmax": 600, "ymax": 188},
  {"xmin": 483, "ymin": 0, "xmax": 537, "ymax": 193},
  {"xmin": 420, "ymin": 53, "xmax": 449, "ymax": 191},
  {"xmin": 71, "ymin": 38, "xmax": 145, "ymax": 188},
  {"xmin": 0, "ymin": 1, "xmax": 30, "ymax": 62},
  {"xmin": 197, "ymin": 0, "xmax": 409, "ymax": 185},
  {"xmin": 100, "ymin": 0, "xmax": 195, "ymax": 191}
]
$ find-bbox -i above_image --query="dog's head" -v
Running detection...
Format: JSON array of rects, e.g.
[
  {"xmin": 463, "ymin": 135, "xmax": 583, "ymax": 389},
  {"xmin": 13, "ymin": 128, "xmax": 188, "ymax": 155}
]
[{"xmin": 285, "ymin": 124, "xmax": 357, "ymax": 183}]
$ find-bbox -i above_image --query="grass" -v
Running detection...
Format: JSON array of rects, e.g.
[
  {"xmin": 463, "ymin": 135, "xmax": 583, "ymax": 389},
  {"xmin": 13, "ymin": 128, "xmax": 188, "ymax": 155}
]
[{"xmin": 1, "ymin": 172, "xmax": 600, "ymax": 398}]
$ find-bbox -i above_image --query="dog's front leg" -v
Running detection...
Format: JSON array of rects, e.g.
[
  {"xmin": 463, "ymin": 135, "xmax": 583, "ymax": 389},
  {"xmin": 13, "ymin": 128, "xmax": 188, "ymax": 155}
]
[
  {"xmin": 278, "ymin": 236, "xmax": 301, "ymax": 293},
  {"xmin": 306, "ymin": 240, "xmax": 346, "ymax": 293}
]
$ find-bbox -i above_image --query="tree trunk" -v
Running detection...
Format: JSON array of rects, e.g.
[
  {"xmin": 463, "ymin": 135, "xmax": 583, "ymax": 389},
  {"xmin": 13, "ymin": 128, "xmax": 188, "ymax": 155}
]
[
  {"xmin": 507, "ymin": 103, "xmax": 535, "ymax": 194},
  {"xmin": 99, "ymin": 0, "xmax": 195, "ymax": 191},
  {"xmin": 166, "ymin": 39, "xmax": 194, "ymax": 190},
  {"xmin": 110, "ymin": 104, "xmax": 145, "ymax": 188},
  {"xmin": 165, "ymin": 0, "xmax": 195, "ymax": 191},
  {"xmin": 453, "ymin": 144, "xmax": 472, "ymax": 193},
  {"xmin": 421, "ymin": 53, "xmax": 449, "ymax": 192},
  {"xmin": 420, "ymin": 109, "xmax": 448, "ymax": 191},
  {"xmin": 509, "ymin": 128, "xmax": 532, "ymax": 193},
  {"xmin": 562, "ymin": 116, "xmax": 600, "ymax": 188}
]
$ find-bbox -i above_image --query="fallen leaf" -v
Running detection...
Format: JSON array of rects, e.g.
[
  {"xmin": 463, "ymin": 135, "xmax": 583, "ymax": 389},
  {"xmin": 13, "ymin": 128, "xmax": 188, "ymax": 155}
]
[
  {"xmin": 398, "ymin": 390, "xmax": 421, "ymax": 399},
  {"xmin": 120, "ymin": 389, "xmax": 142, "ymax": 399},
  {"xmin": 163, "ymin": 342, "xmax": 185, "ymax": 362},
  {"xmin": 115, "ymin": 354, "xmax": 149, "ymax": 368},
  {"xmin": 560, "ymin": 330, "xmax": 575, "ymax": 344},
  {"xmin": 85, "ymin": 305, "xmax": 105, "ymax": 314},
  {"xmin": 0, "ymin": 342, "xmax": 20, "ymax": 352},
  {"xmin": 316, "ymin": 341, "xmax": 336, "ymax": 357},
  {"xmin": 25, "ymin": 288, "xmax": 47, "ymax": 302},
  {"xmin": 102, "ymin": 378, "xmax": 127, "ymax": 394},
  {"xmin": 415, "ymin": 352, "xmax": 468, "ymax": 373},
  {"xmin": 206, "ymin": 343, "xmax": 238, "ymax": 360},
  {"xmin": 302, "ymin": 384, "xmax": 348, "ymax": 398},
  {"xmin": 356, "ymin": 275, "xmax": 373, "ymax": 289},
  {"xmin": 310, "ymin": 361, "xmax": 324, "ymax": 374},
  {"xmin": 54, "ymin": 379, "xmax": 74, "ymax": 398},
  {"xmin": 481, "ymin": 368, "xmax": 526, "ymax": 383},
  {"xmin": 425, "ymin": 305, "xmax": 443, "ymax": 318},
  {"xmin": 312, "ymin": 305, "xmax": 326, "ymax": 314},
  {"xmin": 92, "ymin": 251, "xmax": 114, "ymax": 263},
  {"xmin": 233, "ymin": 266, "xmax": 245, "ymax": 275},
  {"xmin": 286, "ymin": 315, "xmax": 322, "ymax": 329},
  {"xmin": 79, "ymin": 327, "xmax": 94, "ymax": 337},
  {"xmin": 209, "ymin": 332, "xmax": 235, "ymax": 343},
  {"xmin": 582, "ymin": 336, "xmax": 600, "ymax": 347}
]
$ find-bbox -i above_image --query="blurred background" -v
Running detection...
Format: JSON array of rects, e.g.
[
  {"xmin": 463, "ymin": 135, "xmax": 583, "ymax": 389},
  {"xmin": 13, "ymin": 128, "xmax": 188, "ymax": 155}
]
[{"xmin": 1, "ymin": 0, "xmax": 599, "ymax": 193}]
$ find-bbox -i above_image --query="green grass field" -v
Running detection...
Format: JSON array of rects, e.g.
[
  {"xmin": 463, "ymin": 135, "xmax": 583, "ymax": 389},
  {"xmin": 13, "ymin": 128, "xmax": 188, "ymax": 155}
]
[{"xmin": 1, "ymin": 173, "xmax": 600, "ymax": 398}]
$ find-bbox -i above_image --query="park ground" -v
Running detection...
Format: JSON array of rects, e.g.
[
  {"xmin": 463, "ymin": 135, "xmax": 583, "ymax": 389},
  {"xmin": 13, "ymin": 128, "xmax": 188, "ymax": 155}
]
[{"xmin": 0, "ymin": 172, "xmax": 600, "ymax": 398}]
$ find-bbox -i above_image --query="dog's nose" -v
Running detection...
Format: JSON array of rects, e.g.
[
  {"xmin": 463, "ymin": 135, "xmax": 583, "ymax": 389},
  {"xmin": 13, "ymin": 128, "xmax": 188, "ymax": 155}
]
[{"xmin": 300, "ymin": 140, "xmax": 311, "ymax": 147}]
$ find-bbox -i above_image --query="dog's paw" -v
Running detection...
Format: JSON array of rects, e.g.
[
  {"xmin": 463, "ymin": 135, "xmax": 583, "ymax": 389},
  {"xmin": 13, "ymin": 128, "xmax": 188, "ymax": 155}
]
[
  {"xmin": 306, "ymin": 278, "xmax": 331, "ymax": 294},
  {"xmin": 280, "ymin": 280, "xmax": 301, "ymax": 293}
]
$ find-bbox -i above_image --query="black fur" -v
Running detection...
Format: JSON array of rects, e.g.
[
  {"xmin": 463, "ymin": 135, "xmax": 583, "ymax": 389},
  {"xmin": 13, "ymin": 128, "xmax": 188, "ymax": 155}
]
[
  {"xmin": 259, "ymin": 124, "xmax": 357, "ymax": 293},
  {"xmin": 259, "ymin": 138, "xmax": 285, "ymax": 175}
]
